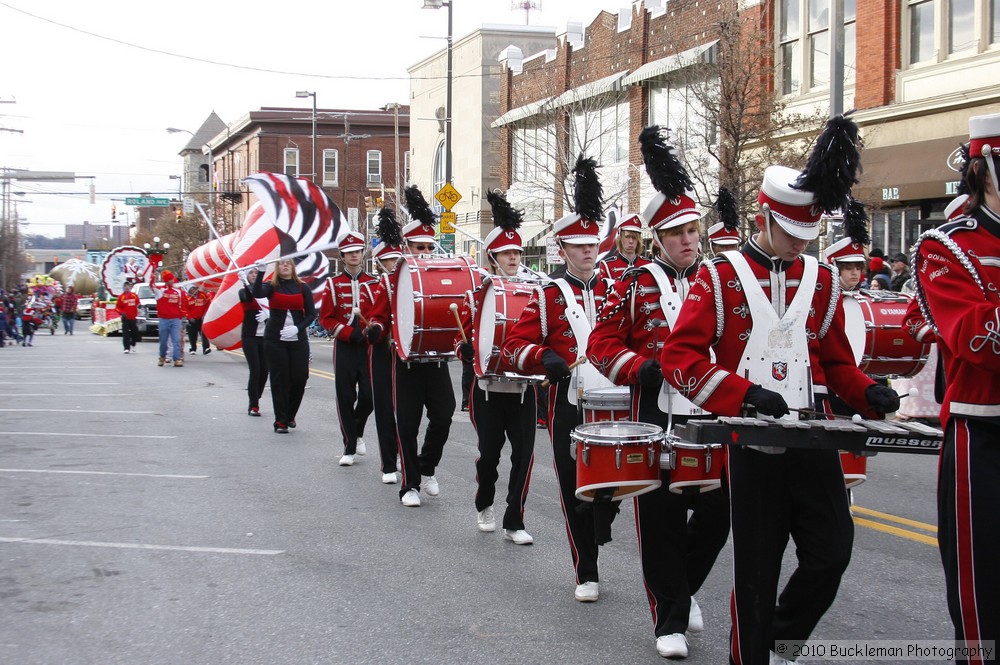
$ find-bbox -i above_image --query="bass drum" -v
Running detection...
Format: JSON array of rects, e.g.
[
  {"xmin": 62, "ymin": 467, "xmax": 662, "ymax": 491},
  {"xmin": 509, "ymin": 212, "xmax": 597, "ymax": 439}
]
[
  {"xmin": 842, "ymin": 290, "xmax": 931, "ymax": 378},
  {"xmin": 392, "ymin": 256, "xmax": 482, "ymax": 361},
  {"xmin": 473, "ymin": 276, "xmax": 538, "ymax": 378}
]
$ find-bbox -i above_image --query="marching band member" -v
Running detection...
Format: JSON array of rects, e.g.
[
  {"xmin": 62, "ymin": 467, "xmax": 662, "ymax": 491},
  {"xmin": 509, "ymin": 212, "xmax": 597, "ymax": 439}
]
[
  {"xmin": 502, "ymin": 156, "xmax": 617, "ymax": 603},
  {"xmin": 912, "ymin": 112, "xmax": 1000, "ymax": 659},
  {"xmin": 251, "ymin": 259, "xmax": 316, "ymax": 434},
  {"xmin": 237, "ymin": 267, "xmax": 269, "ymax": 417},
  {"xmin": 659, "ymin": 115, "xmax": 900, "ymax": 665},
  {"xmin": 455, "ymin": 190, "xmax": 536, "ymax": 545},
  {"xmin": 588, "ymin": 127, "xmax": 730, "ymax": 659},
  {"xmin": 320, "ymin": 232, "xmax": 378, "ymax": 467},
  {"xmin": 597, "ymin": 212, "xmax": 649, "ymax": 281},
  {"xmin": 367, "ymin": 186, "xmax": 456, "ymax": 507},
  {"xmin": 151, "ymin": 270, "xmax": 189, "ymax": 367},
  {"xmin": 117, "ymin": 279, "xmax": 141, "ymax": 354},
  {"xmin": 706, "ymin": 205, "xmax": 742, "ymax": 256},
  {"xmin": 186, "ymin": 284, "xmax": 214, "ymax": 355},
  {"xmin": 360, "ymin": 208, "xmax": 404, "ymax": 485}
]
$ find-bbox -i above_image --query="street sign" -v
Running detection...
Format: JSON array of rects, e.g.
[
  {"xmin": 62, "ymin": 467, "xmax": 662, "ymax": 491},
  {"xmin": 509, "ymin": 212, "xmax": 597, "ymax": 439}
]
[
  {"xmin": 439, "ymin": 211, "xmax": 456, "ymax": 234},
  {"xmin": 439, "ymin": 233, "xmax": 456, "ymax": 254},
  {"xmin": 182, "ymin": 197, "xmax": 195, "ymax": 214},
  {"xmin": 434, "ymin": 183, "xmax": 462, "ymax": 211},
  {"xmin": 125, "ymin": 197, "xmax": 170, "ymax": 207}
]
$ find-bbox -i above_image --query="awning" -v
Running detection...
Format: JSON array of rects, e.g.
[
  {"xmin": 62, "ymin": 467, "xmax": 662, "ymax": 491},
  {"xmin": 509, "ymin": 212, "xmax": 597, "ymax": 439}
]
[
  {"xmin": 621, "ymin": 40, "xmax": 718, "ymax": 86},
  {"xmin": 549, "ymin": 71, "xmax": 629, "ymax": 109},
  {"xmin": 492, "ymin": 96, "xmax": 556, "ymax": 128},
  {"xmin": 854, "ymin": 136, "xmax": 966, "ymax": 204}
]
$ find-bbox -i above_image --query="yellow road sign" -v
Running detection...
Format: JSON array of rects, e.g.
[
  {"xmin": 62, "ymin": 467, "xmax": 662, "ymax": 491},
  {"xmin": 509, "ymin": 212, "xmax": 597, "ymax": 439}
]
[
  {"xmin": 439, "ymin": 211, "xmax": 456, "ymax": 233},
  {"xmin": 435, "ymin": 183, "xmax": 462, "ymax": 211}
]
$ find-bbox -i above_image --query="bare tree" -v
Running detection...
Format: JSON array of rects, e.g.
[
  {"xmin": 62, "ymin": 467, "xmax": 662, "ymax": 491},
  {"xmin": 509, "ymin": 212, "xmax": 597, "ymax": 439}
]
[{"xmin": 148, "ymin": 211, "xmax": 209, "ymax": 277}]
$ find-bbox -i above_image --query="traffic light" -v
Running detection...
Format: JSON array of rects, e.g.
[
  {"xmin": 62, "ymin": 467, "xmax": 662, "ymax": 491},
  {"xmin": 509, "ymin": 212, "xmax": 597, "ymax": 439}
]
[
  {"xmin": 173, "ymin": 206, "xmax": 182, "ymax": 222},
  {"xmin": 375, "ymin": 197, "xmax": 383, "ymax": 208},
  {"xmin": 111, "ymin": 204, "xmax": 117, "ymax": 220},
  {"xmin": 364, "ymin": 196, "xmax": 373, "ymax": 208}
]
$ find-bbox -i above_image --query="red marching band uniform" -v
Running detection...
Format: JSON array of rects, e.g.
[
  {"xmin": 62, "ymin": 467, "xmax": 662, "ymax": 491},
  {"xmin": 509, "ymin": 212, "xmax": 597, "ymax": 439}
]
[
  {"xmin": 596, "ymin": 212, "xmax": 650, "ymax": 282},
  {"xmin": 912, "ymin": 112, "xmax": 1000, "ymax": 661}
]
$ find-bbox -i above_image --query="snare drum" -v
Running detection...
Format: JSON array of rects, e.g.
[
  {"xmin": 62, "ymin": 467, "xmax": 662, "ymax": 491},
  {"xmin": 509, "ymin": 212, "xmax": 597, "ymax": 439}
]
[
  {"xmin": 842, "ymin": 291, "xmax": 931, "ymax": 378},
  {"xmin": 473, "ymin": 276, "xmax": 537, "ymax": 377},
  {"xmin": 839, "ymin": 450, "xmax": 868, "ymax": 488},
  {"xmin": 581, "ymin": 387, "xmax": 631, "ymax": 423},
  {"xmin": 662, "ymin": 441, "xmax": 725, "ymax": 494},
  {"xmin": 392, "ymin": 256, "xmax": 482, "ymax": 361},
  {"xmin": 572, "ymin": 422, "xmax": 663, "ymax": 502}
]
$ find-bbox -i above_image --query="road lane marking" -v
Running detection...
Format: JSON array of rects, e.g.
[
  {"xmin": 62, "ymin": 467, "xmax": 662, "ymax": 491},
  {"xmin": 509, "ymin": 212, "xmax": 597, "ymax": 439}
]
[
  {"xmin": 852, "ymin": 505, "xmax": 937, "ymax": 533},
  {"xmin": 0, "ymin": 409, "xmax": 155, "ymax": 414},
  {"xmin": 225, "ymin": 348, "xmax": 333, "ymax": 380},
  {"xmin": 0, "ymin": 394, "xmax": 130, "ymax": 397},
  {"xmin": 853, "ymin": 517, "xmax": 939, "ymax": 546},
  {"xmin": 0, "ymin": 382, "xmax": 119, "ymax": 385},
  {"xmin": 0, "ymin": 432, "xmax": 175, "ymax": 439},
  {"xmin": 0, "ymin": 537, "xmax": 284, "ymax": 555},
  {"xmin": 0, "ymin": 469, "xmax": 208, "ymax": 479}
]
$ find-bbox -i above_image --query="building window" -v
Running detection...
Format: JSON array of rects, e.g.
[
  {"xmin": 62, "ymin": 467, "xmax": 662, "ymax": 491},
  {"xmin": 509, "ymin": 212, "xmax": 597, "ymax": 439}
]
[
  {"xmin": 433, "ymin": 142, "xmax": 446, "ymax": 210},
  {"xmin": 367, "ymin": 150, "xmax": 382, "ymax": 184},
  {"xmin": 950, "ymin": 0, "xmax": 976, "ymax": 53},
  {"xmin": 907, "ymin": 0, "xmax": 997, "ymax": 65},
  {"xmin": 993, "ymin": 0, "xmax": 1000, "ymax": 42},
  {"xmin": 779, "ymin": 0, "xmax": 856, "ymax": 96},
  {"xmin": 323, "ymin": 149, "xmax": 339, "ymax": 187},
  {"xmin": 404, "ymin": 150, "xmax": 411, "ymax": 186},
  {"xmin": 284, "ymin": 148, "xmax": 299, "ymax": 178}
]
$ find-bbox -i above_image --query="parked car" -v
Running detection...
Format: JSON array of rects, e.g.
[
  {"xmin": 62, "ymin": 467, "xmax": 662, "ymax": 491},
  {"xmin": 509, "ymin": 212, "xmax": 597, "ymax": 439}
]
[
  {"xmin": 132, "ymin": 284, "xmax": 159, "ymax": 335},
  {"xmin": 75, "ymin": 297, "xmax": 94, "ymax": 320}
]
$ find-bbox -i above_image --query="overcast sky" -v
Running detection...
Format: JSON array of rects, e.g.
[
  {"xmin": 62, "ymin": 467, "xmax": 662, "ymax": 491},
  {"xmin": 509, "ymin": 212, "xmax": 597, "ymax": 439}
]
[{"xmin": 1, "ymin": 0, "xmax": 623, "ymax": 238}]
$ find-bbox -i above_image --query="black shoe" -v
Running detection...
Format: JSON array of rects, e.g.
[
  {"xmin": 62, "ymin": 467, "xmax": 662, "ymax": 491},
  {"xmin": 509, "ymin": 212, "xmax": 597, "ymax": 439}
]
[
  {"xmin": 288, "ymin": 420, "xmax": 297, "ymax": 429},
  {"xmin": 274, "ymin": 422, "xmax": 289, "ymax": 433},
  {"xmin": 203, "ymin": 348, "xmax": 211, "ymax": 355},
  {"xmin": 189, "ymin": 347, "xmax": 197, "ymax": 353},
  {"xmin": 248, "ymin": 407, "xmax": 261, "ymax": 417},
  {"xmin": 461, "ymin": 404, "xmax": 469, "ymax": 412}
]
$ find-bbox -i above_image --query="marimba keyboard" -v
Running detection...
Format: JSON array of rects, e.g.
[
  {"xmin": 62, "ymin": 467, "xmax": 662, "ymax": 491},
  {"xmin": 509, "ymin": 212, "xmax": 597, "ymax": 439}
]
[{"xmin": 675, "ymin": 417, "xmax": 943, "ymax": 455}]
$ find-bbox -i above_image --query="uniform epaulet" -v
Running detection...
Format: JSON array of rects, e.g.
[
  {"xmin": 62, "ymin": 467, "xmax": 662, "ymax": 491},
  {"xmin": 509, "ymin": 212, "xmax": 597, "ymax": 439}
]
[{"xmin": 937, "ymin": 214, "xmax": 978, "ymax": 236}]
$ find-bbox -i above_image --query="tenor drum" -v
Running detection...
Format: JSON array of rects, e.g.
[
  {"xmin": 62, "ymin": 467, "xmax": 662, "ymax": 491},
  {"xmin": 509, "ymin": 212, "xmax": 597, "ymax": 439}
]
[
  {"xmin": 662, "ymin": 441, "xmax": 725, "ymax": 494},
  {"xmin": 473, "ymin": 276, "xmax": 537, "ymax": 377},
  {"xmin": 842, "ymin": 291, "xmax": 931, "ymax": 378},
  {"xmin": 581, "ymin": 387, "xmax": 631, "ymax": 423},
  {"xmin": 573, "ymin": 421, "xmax": 663, "ymax": 502},
  {"xmin": 392, "ymin": 256, "xmax": 482, "ymax": 361},
  {"xmin": 839, "ymin": 450, "xmax": 868, "ymax": 488}
]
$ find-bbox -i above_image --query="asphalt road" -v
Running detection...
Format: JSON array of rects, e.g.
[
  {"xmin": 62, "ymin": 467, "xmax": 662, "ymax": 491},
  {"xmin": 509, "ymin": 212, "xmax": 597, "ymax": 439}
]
[{"xmin": 0, "ymin": 330, "xmax": 953, "ymax": 664}]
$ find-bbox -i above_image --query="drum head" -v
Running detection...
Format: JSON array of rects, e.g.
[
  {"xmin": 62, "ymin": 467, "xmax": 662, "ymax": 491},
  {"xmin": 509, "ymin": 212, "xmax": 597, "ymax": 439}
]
[
  {"xmin": 841, "ymin": 294, "xmax": 865, "ymax": 366},
  {"xmin": 394, "ymin": 260, "xmax": 415, "ymax": 358},
  {"xmin": 581, "ymin": 386, "xmax": 631, "ymax": 408},
  {"xmin": 475, "ymin": 279, "xmax": 498, "ymax": 376},
  {"xmin": 572, "ymin": 421, "xmax": 663, "ymax": 444}
]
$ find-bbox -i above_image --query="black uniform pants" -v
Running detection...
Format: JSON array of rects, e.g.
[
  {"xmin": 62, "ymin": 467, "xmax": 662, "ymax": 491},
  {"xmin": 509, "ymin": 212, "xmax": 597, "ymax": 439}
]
[
  {"xmin": 938, "ymin": 417, "xmax": 1000, "ymax": 663},
  {"xmin": 393, "ymin": 358, "xmax": 455, "ymax": 497},
  {"xmin": 368, "ymin": 342, "xmax": 399, "ymax": 475},
  {"xmin": 264, "ymin": 338, "xmax": 309, "ymax": 426},
  {"xmin": 121, "ymin": 318, "xmax": 139, "ymax": 350},
  {"xmin": 242, "ymin": 335, "xmax": 268, "ymax": 410},
  {"xmin": 334, "ymin": 338, "xmax": 373, "ymax": 454},
  {"xmin": 187, "ymin": 318, "xmax": 209, "ymax": 351},
  {"xmin": 632, "ymin": 384, "xmax": 730, "ymax": 638},
  {"xmin": 471, "ymin": 382, "xmax": 536, "ymax": 530},
  {"xmin": 727, "ymin": 445, "xmax": 853, "ymax": 665}
]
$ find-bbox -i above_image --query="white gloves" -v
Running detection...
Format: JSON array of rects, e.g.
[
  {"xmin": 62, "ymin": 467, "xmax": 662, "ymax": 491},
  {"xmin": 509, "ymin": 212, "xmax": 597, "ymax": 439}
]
[
  {"xmin": 238, "ymin": 268, "xmax": 249, "ymax": 283},
  {"xmin": 255, "ymin": 311, "xmax": 268, "ymax": 324},
  {"xmin": 279, "ymin": 324, "xmax": 299, "ymax": 341},
  {"xmin": 254, "ymin": 262, "xmax": 266, "ymax": 273}
]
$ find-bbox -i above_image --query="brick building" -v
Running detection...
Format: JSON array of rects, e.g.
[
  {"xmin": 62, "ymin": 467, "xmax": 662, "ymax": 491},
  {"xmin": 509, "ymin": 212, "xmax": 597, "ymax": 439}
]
[{"xmin": 494, "ymin": 0, "xmax": 1000, "ymax": 259}]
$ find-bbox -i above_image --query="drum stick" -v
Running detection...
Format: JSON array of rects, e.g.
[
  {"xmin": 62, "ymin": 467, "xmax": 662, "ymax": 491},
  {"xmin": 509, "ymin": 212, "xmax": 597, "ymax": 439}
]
[
  {"xmin": 352, "ymin": 307, "xmax": 370, "ymax": 328},
  {"xmin": 449, "ymin": 303, "xmax": 468, "ymax": 342},
  {"xmin": 540, "ymin": 357, "xmax": 587, "ymax": 388}
]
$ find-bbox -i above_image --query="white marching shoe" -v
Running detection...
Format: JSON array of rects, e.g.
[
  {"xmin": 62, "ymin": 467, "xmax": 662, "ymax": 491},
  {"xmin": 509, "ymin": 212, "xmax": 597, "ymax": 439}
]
[
  {"xmin": 688, "ymin": 596, "xmax": 704, "ymax": 633},
  {"xmin": 355, "ymin": 438, "xmax": 367, "ymax": 455},
  {"xmin": 574, "ymin": 581, "xmax": 599, "ymax": 602},
  {"xmin": 477, "ymin": 506, "xmax": 496, "ymax": 532},
  {"xmin": 503, "ymin": 529, "xmax": 533, "ymax": 545},
  {"xmin": 338, "ymin": 454, "xmax": 355, "ymax": 466},
  {"xmin": 421, "ymin": 475, "xmax": 439, "ymax": 496},
  {"xmin": 656, "ymin": 633, "xmax": 688, "ymax": 659},
  {"xmin": 381, "ymin": 472, "xmax": 398, "ymax": 484},
  {"xmin": 400, "ymin": 489, "xmax": 421, "ymax": 507}
]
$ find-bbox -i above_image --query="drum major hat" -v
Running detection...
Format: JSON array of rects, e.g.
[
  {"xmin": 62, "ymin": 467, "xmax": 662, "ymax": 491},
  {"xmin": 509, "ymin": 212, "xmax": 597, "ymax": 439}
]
[
  {"xmin": 337, "ymin": 232, "xmax": 365, "ymax": 254},
  {"xmin": 554, "ymin": 155, "xmax": 603, "ymax": 245},
  {"xmin": 615, "ymin": 213, "xmax": 643, "ymax": 234},
  {"xmin": 707, "ymin": 221, "xmax": 740, "ymax": 247},
  {"xmin": 639, "ymin": 126, "xmax": 702, "ymax": 231},
  {"xmin": 484, "ymin": 190, "xmax": 524, "ymax": 255},
  {"xmin": 374, "ymin": 207, "xmax": 403, "ymax": 262},
  {"xmin": 402, "ymin": 185, "xmax": 438, "ymax": 244},
  {"xmin": 823, "ymin": 237, "xmax": 867, "ymax": 264},
  {"xmin": 758, "ymin": 165, "xmax": 823, "ymax": 240},
  {"xmin": 969, "ymin": 112, "xmax": 1000, "ymax": 193},
  {"xmin": 553, "ymin": 212, "xmax": 600, "ymax": 245}
]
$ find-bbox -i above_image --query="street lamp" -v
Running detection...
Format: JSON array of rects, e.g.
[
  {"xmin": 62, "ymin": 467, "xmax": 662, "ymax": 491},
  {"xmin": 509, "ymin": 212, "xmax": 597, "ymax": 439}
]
[
  {"xmin": 383, "ymin": 102, "xmax": 403, "ymax": 207},
  {"xmin": 296, "ymin": 91, "xmax": 318, "ymax": 181},
  {"xmin": 423, "ymin": 0, "xmax": 453, "ymax": 184}
]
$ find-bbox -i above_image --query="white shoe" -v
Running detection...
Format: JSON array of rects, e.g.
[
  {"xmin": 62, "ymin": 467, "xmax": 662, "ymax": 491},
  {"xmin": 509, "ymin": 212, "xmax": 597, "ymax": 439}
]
[
  {"xmin": 477, "ymin": 506, "xmax": 496, "ymax": 532},
  {"xmin": 503, "ymin": 529, "xmax": 534, "ymax": 545},
  {"xmin": 338, "ymin": 454, "xmax": 355, "ymax": 466},
  {"xmin": 381, "ymin": 472, "xmax": 397, "ymax": 484},
  {"xmin": 656, "ymin": 633, "xmax": 688, "ymax": 658},
  {"xmin": 422, "ymin": 475, "xmax": 439, "ymax": 496},
  {"xmin": 123, "ymin": 349, "xmax": 130, "ymax": 354},
  {"xmin": 688, "ymin": 596, "xmax": 704, "ymax": 633},
  {"xmin": 401, "ymin": 489, "xmax": 421, "ymax": 507},
  {"xmin": 356, "ymin": 438, "xmax": 367, "ymax": 455},
  {"xmin": 574, "ymin": 581, "xmax": 599, "ymax": 602}
]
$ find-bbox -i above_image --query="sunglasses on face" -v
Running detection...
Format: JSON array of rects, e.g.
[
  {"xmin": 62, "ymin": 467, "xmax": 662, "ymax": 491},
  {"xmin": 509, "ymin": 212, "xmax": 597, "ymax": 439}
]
[{"xmin": 410, "ymin": 244, "xmax": 433, "ymax": 252}]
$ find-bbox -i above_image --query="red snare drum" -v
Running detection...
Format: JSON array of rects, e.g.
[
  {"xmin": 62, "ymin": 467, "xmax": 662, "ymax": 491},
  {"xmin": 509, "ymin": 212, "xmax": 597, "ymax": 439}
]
[
  {"xmin": 392, "ymin": 256, "xmax": 482, "ymax": 361},
  {"xmin": 839, "ymin": 450, "xmax": 868, "ymax": 488},
  {"xmin": 581, "ymin": 387, "xmax": 632, "ymax": 423},
  {"xmin": 572, "ymin": 422, "xmax": 663, "ymax": 502},
  {"xmin": 842, "ymin": 291, "xmax": 931, "ymax": 378},
  {"xmin": 663, "ymin": 441, "xmax": 725, "ymax": 494},
  {"xmin": 473, "ymin": 276, "xmax": 537, "ymax": 377}
]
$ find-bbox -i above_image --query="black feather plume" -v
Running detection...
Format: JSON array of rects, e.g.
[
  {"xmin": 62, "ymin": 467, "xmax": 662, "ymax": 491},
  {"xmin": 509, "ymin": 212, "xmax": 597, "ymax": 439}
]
[
  {"xmin": 487, "ymin": 190, "xmax": 523, "ymax": 231},
  {"xmin": 403, "ymin": 185, "xmax": 437, "ymax": 227},
  {"xmin": 376, "ymin": 207, "xmax": 402, "ymax": 247},
  {"xmin": 956, "ymin": 142, "xmax": 971, "ymax": 196},
  {"xmin": 843, "ymin": 197, "xmax": 870, "ymax": 246},
  {"xmin": 639, "ymin": 125, "xmax": 693, "ymax": 199},
  {"xmin": 794, "ymin": 113, "xmax": 862, "ymax": 214},
  {"xmin": 572, "ymin": 155, "xmax": 604, "ymax": 222},
  {"xmin": 714, "ymin": 187, "xmax": 740, "ymax": 232}
]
